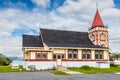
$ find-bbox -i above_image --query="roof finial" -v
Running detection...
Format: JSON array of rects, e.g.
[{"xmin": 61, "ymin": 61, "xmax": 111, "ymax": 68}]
[{"xmin": 96, "ymin": 2, "xmax": 98, "ymax": 9}]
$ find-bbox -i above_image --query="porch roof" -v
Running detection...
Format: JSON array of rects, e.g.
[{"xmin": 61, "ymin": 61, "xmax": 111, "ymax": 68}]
[{"xmin": 23, "ymin": 35, "xmax": 43, "ymax": 47}]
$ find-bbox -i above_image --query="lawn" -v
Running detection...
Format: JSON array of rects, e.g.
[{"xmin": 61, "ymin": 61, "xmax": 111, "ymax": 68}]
[
  {"xmin": 68, "ymin": 67, "xmax": 120, "ymax": 74},
  {"xmin": 0, "ymin": 66, "xmax": 27, "ymax": 72},
  {"xmin": 51, "ymin": 70, "xmax": 69, "ymax": 75}
]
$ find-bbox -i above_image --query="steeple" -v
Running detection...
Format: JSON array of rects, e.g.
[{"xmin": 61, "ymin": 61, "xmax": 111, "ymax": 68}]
[
  {"xmin": 91, "ymin": 9, "xmax": 104, "ymax": 29},
  {"xmin": 88, "ymin": 8, "xmax": 108, "ymax": 48}
]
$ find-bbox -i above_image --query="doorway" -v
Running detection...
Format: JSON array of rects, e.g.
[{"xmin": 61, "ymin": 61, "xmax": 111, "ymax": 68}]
[{"xmin": 57, "ymin": 54, "xmax": 62, "ymax": 65}]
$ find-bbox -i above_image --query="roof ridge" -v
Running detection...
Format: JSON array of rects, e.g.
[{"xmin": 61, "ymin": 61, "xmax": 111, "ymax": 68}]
[
  {"xmin": 23, "ymin": 34, "xmax": 38, "ymax": 36},
  {"xmin": 40, "ymin": 28, "xmax": 87, "ymax": 33}
]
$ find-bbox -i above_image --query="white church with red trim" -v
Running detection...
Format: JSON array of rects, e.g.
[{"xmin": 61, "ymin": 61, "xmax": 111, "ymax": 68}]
[{"xmin": 22, "ymin": 9, "xmax": 110, "ymax": 70}]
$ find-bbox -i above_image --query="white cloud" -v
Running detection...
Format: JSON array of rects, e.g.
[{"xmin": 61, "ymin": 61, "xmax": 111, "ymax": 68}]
[
  {"xmin": 0, "ymin": 0, "xmax": 120, "ymax": 57},
  {"xmin": 31, "ymin": 0, "xmax": 50, "ymax": 8},
  {"xmin": 102, "ymin": 8, "xmax": 120, "ymax": 19},
  {"xmin": 0, "ymin": 37, "xmax": 22, "ymax": 57}
]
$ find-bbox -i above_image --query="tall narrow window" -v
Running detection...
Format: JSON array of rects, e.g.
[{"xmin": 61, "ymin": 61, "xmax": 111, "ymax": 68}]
[
  {"xmin": 62, "ymin": 54, "xmax": 64, "ymax": 59},
  {"xmin": 87, "ymin": 51, "xmax": 91, "ymax": 59},
  {"xmin": 73, "ymin": 49, "xmax": 77, "ymax": 59},
  {"xmin": 36, "ymin": 53, "xmax": 41, "ymax": 59},
  {"xmin": 53, "ymin": 54, "xmax": 56, "ymax": 59},
  {"xmin": 58, "ymin": 55, "xmax": 61, "ymax": 59},
  {"xmin": 82, "ymin": 50, "xmax": 86, "ymax": 59},
  {"xmin": 42, "ymin": 54, "xmax": 46, "ymax": 59},
  {"xmin": 95, "ymin": 51, "xmax": 99, "ymax": 59},
  {"xmin": 100, "ymin": 51, "xmax": 103, "ymax": 59},
  {"xmin": 68, "ymin": 49, "xmax": 72, "ymax": 59}
]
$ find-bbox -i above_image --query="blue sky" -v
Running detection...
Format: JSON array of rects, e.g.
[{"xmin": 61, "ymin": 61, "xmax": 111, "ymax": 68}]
[{"xmin": 0, "ymin": 0, "xmax": 120, "ymax": 57}]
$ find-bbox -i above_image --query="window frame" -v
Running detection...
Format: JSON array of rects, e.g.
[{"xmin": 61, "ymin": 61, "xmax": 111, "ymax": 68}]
[
  {"xmin": 68, "ymin": 49, "xmax": 78, "ymax": 60},
  {"xmin": 68, "ymin": 49, "xmax": 73, "ymax": 59},
  {"xmin": 95, "ymin": 50, "xmax": 103, "ymax": 60},
  {"xmin": 36, "ymin": 53, "xmax": 41, "ymax": 59},
  {"xmin": 42, "ymin": 53, "xmax": 47, "ymax": 59},
  {"xmin": 73, "ymin": 49, "xmax": 78, "ymax": 59},
  {"xmin": 36, "ymin": 52, "xmax": 47, "ymax": 60},
  {"xmin": 82, "ymin": 50, "xmax": 91, "ymax": 60}
]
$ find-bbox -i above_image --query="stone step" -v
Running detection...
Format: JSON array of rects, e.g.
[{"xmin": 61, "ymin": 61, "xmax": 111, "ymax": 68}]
[{"xmin": 56, "ymin": 66, "xmax": 68, "ymax": 71}]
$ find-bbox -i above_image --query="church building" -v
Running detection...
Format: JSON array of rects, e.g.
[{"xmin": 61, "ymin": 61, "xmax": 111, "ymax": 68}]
[{"xmin": 22, "ymin": 9, "xmax": 110, "ymax": 70}]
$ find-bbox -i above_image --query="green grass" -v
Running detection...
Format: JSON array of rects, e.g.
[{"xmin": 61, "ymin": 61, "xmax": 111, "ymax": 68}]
[
  {"xmin": 68, "ymin": 67, "xmax": 120, "ymax": 74},
  {"xmin": 51, "ymin": 70, "xmax": 69, "ymax": 75},
  {"xmin": 0, "ymin": 66, "xmax": 27, "ymax": 72}
]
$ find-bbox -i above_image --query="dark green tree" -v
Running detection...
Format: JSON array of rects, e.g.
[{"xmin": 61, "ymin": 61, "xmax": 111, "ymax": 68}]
[{"xmin": 0, "ymin": 54, "xmax": 12, "ymax": 66}]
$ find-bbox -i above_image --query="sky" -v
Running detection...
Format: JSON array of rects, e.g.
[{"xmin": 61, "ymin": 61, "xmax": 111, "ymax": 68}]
[{"xmin": 0, "ymin": 0, "xmax": 120, "ymax": 57}]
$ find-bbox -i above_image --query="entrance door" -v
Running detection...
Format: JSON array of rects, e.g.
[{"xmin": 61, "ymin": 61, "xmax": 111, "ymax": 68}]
[{"xmin": 57, "ymin": 55, "xmax": 62, "ymax": 65}]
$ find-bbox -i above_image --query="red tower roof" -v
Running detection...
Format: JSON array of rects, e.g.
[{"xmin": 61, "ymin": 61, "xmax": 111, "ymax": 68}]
[{"xmin": 91, "ymin": 9, "xmax": 104, "ymax": 28}]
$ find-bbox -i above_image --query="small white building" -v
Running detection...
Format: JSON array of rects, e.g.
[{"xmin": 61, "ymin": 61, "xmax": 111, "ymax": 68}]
[{"xmin": 22, "ymin": 9, "xmax": 110, "ymax": 70}]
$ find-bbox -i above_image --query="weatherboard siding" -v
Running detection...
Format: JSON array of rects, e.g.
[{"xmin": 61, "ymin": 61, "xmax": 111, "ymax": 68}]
[
  {"xmin": 24, "ymin": 61, "xmax": 110, "ymax": 70},
  {"xmin": 104, "ymin": 50, "xmax": 109, "ymax": 60},
  {"xmin": 53, "ymin": 48, "xmax": 65, "ymax": 53},
  {"xmin": 78, "ymin": 49, "xmax": 82, "ymax": 59},
  {"xmin": 30, "ymin": 52, "xmax": 35, "ymax": 59},
  {"xmin": 48, "ymin": 52, "xmax": 52, "ymax": 59},
  {"xmin": 91, "ymin": 50, "xmax": 95, "ymax": 59}
]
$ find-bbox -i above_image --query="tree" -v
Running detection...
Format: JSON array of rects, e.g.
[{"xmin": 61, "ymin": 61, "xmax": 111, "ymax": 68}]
[
  {"xmin": 0, "ymin": 53, "xmax": 12, "ymax": 66},
  {"xmin": 110, "ymin": 54, "xmax": 120, "ymax": 61}
]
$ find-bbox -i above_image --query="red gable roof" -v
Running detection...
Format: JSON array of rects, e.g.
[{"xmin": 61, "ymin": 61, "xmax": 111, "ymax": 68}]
[{"xmin": 91, "ymin": 9, "xmax": 104, "ymax": 28}]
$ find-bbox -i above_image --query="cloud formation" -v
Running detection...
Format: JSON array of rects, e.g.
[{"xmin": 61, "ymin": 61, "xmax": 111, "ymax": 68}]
[{"xmin": 31, "ymin": 0, "xmax": 50, "ymax": 8}]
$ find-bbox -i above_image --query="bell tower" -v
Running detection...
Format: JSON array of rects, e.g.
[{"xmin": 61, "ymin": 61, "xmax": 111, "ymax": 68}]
[{"xmin": 88, "ymin": 9, "xmax": 109, "ymax": 48}]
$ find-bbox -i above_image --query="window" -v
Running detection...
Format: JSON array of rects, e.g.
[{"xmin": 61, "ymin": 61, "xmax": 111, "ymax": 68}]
[
  {"xmin": 42, "ymin": 54, "xmax": 46, "ymax": 59},
  {"xmin": 100, "ymin": 51, "xmax": 103, "ymax": 59},
  {"xmin": 58, "ymin": 55, "xmax": 61, "ymax": 59},
  {"xmin": 36, "ymin": 52, "xmax": 47, "ymax": 59},
  {"xmin": 36, "ymin": 53, "xmax": 41, "ymax": 59},
  {"xmin": 82, "ymin": 50, "xmax": 86, "ymax": 59},
  {"xmin": 95, "ymin": 51, "xmax": 99, "ymax": 59},
  {"xmin": 95, "ymin": 50, "xmax": 103, "ymax": 59},
  {"xmin": 68, "ymin": 49, "xmax": 78, "ymax": 59},
  {"xmin": 68, "ymin": 49, "xmax": 72, "ymax": 59},
  {"xmin": 53, "ymin": 54, "xmax": 56, "ymax": 59},
  {"xmin": 87, "ymin": 51, "xmax": 91, "ymax": 59},
  {"xmin": 73, "ymin": 50, "xmax": 77, "ymax": 59},
  {"xmin": 82, "ymin": 50, "xmax": 91, "ymax": 59},
  {"xmin": 62, "ymin": 54, "xmax": 64, "ymax": 59}
]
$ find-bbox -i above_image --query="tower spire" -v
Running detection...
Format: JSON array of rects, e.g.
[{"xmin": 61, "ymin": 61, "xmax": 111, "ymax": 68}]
[
  {"xmin": 91, "ymin": 8, "xmax": 104, "ymax": 29},
  {"xmin": 96, "ymin": 2, "xmax": 98, "ymax": 9}
]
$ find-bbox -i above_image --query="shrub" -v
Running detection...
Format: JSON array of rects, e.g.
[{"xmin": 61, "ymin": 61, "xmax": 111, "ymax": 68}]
[
  {"xmin": 28, "ymin": 65, "xmax": 36, "ymax": 71},
  {"xmin": 80, "ymin": 65, "xmax": 91, "ymax": 70},
  {"xmin": 19, "ymin": 65, "xmax": 23, "ymax": 68},
  {"xmin": 110, "ymin": 63, "xmax": 118, "ymax": 67}
]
